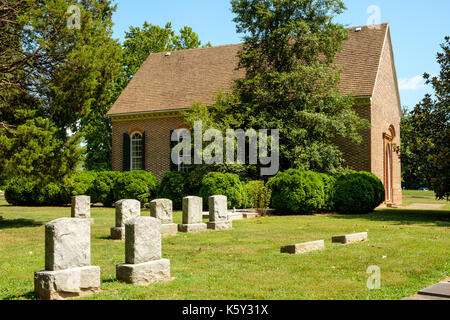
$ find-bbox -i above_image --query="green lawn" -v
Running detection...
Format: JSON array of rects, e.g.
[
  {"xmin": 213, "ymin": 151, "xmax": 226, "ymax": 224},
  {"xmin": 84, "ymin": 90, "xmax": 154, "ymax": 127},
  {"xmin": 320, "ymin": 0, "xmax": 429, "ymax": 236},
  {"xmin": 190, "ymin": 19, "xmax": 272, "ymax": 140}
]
[
  {"xmin": 0, "ymin": 192, "xmax": 448, "ymax": 300},
  {"xmin": 402, "ymin": 190, "xmax": 450, "ymax": 209}
]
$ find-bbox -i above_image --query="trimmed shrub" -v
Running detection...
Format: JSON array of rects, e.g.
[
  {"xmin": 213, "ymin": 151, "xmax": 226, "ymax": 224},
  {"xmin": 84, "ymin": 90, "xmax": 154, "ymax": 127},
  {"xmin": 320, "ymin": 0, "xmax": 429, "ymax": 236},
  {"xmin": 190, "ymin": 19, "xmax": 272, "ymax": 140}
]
[
  {"xmin": 33, "ymin": 183, "xmax": 62, "ymax": 206},
  {"xmin": 333, "ymin": 172, "xmax": 383, "ymax": 214},
  {"xmin": 267, "ymin": 169, "xmax": 325, "ymax": 215},
  {"xmin": 360, "ymin": 171, "xmax": 385, "ymax": 208},
  {"xmin": 199, "ymin": 172, "xmax": 245, "ymax": 209},
  {"xmin": 318, "ymin": 173, "xmax": 336, "ymax": 212},
  {"xmin": 60, "ymin": 171, "xmax": 98, "ymax": 205},
  {"xmin": 91, "ymin": 171, "xmax": 122, "ymax": 207},
  {"xmin": 158, "ymin": 171, "xmax": 189, "ymax": 210},
  {"xmin": 113, "ymin": 171, "xmax": 158, "ymax": 207},
  {"xmin": 4, "ymin": 177, "xmax": 36, "ymax": 206}
]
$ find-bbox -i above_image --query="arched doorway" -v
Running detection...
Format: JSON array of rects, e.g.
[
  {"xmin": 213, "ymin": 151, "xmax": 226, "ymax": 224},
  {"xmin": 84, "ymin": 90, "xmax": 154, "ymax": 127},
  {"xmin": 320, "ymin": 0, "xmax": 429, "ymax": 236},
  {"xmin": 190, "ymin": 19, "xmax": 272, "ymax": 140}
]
[
  {"xmin": 385, "ymin": 143, "xmax": 392, "ymax": 202},
  {"xmin": 383, "ymin": 126, "xmax": 395, "ymax": 202}
]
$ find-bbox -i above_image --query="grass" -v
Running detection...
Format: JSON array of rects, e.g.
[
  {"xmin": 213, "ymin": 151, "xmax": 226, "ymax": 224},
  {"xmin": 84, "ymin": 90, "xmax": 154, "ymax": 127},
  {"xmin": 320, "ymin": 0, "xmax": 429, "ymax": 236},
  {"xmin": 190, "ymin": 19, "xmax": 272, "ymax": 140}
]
[
  {"xmin": 401, "ymin": 190, "xmax": 450, "ymax": 209},
  {"xmin": 0, "ymin": 192, "xmax": 448, "ymax": 300}
]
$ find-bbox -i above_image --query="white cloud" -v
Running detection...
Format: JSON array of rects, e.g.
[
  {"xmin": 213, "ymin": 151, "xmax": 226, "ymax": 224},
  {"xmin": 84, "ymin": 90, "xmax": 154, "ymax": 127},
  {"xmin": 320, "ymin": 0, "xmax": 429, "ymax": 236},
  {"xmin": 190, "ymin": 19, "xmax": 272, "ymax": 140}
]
[{"xmin": 398, "ymin": 75, "xmax": 426, "ymax": 90}]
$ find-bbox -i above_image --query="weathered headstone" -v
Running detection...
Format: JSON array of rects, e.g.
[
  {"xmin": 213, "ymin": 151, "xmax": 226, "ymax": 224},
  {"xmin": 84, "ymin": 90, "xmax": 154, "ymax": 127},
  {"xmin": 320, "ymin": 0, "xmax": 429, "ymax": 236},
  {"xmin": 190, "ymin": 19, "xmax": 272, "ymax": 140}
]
[
  {"xmin": 332, "ymin": 232, "xmax": 368, "ymax": 244},
  {"xmin": 34, "ymin": 218, "xmax": 100, "ymax": 300},
  {"xmin": 207, "ymin": 195, "xmax": 232, "ymax": 230},
  {"xmin": 178, "ymin": 196, "xmax": 207, "ymax": 233},
  {"xmin": 281, "ymin": 240, "xmax": 325, "ymax": 255},
  {"xmin": 116, "ymin": 217, "xmax": 171, "ymax": 285},
  {"xmin": 71, "ymin": 196, "xmax": 93, "ymax": 223},
  {"xmin": 110, "ymin": 199, "xmax": 141, "ymax": 240},
  {"xmin": 150, "ymin": 199, "xmax": 177, "ymax": 236}
]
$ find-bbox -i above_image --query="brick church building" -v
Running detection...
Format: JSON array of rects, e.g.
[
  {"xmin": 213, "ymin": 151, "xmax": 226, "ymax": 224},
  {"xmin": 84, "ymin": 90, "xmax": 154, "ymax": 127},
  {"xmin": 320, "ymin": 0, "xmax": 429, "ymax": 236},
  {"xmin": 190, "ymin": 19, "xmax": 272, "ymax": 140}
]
[{"xmin": 107, "ymin": 23, "xmax": 402, "ymax": 204}]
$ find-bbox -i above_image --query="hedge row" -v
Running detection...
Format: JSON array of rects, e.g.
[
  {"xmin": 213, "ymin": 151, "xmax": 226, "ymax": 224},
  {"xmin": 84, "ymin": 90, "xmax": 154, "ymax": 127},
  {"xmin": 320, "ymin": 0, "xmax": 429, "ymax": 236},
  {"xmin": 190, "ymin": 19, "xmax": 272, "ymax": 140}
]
[
  {"xmin": 267, "ymin": 169, "xmax": 385, "ymax": 215},
  {"xmin": 4, "ymin": 171, "xmax": 158, "ymax": 207},
  {"xmin": 5, "ymin": 168, "xmax": 385, "ymax": 214}
]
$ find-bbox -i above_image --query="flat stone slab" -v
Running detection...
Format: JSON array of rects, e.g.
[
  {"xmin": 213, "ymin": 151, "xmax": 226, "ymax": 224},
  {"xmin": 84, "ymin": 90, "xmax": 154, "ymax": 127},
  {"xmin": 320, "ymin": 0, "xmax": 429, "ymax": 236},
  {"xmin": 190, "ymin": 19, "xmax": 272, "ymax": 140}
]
[
  {"xmin": 161, "ymin": 223, "xmax": 178, "ymax": 236},
  {"xmin": 178, "ymin": 223, "xmax": 207, "ymax": 233},
  {"xmin": 116, "ymin": 259, "xmax": 171, "ymax": 285},
  {"xmin": 34, "ymin": 266, "xmax": 100, "ymax": 300},
  {"xmin": 242, "ymin": 213, "xmax": 257, "ymax": 219},
  {"xmin": 207, "ymin": 221, "xmax": 232, "ymax": 230},
  {"xmin": 418, "ymin": 282, "xmax": 450, "ymax": 299},
  {"xmin": 227, "ymin": 212, "xmax": 244, "ymax": 221},
  {"xmin": 332, "ymin": 232, "xmax": 368, "ymax": 244},
  {"xmin": 110, "ymin": 227, "xmax": 125, "ymax": 240},
  {"xmin": 281, "ymin": 240, "xmax": 325, "ymax": 254}
]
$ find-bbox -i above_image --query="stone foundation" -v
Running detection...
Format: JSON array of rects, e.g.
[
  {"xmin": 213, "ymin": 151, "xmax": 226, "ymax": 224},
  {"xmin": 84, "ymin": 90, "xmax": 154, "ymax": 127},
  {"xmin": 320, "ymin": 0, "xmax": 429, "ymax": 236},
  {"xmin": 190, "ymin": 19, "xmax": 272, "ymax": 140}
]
[
  {"xmin": 178, "ymin": 223, "xmax": 208, "ymax": 233},
  {"xmin": 34, "ymin": 266, "xmax": 100, "ymax": 300},
  {"xmin": 116, "ymin": 259, "xmax": 171, "ymax": 285},
  {"xmin": 110, "ymin": 227, "xmax": 125, "ymax": 240},
  {"xmin": 207, "ymin": 221, "xmax": 232, "ymax": 230},
  {"xmin": 162, "ymin": 223, "xmax": 178, "ymax": 236}
]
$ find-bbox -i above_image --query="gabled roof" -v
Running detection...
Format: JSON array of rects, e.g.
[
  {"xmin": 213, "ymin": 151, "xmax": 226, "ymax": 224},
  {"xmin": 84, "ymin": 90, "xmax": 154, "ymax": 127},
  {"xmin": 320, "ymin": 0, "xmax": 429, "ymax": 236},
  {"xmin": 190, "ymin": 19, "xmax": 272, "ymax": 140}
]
[{"xmin": 108, "ymin": 23, "xmax": 389, "ymax": 116}]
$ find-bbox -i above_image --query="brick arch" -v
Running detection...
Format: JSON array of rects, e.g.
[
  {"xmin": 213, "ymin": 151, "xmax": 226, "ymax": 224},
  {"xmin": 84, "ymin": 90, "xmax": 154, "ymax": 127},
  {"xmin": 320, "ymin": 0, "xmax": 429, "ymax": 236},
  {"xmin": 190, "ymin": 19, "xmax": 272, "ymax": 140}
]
[{"xmin": 128, "ymin": 128, "xmax": 144, "ymax": 136}]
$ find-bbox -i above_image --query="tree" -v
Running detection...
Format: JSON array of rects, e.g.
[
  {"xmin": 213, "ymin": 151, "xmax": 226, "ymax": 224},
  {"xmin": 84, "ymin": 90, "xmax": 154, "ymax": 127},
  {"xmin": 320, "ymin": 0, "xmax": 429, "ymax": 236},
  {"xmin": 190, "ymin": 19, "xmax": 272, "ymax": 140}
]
[
  {"xmin": 398, "ymin": 107, "xmax": 430, "ymax": 190},
  {"xmin": 402, "ymin": 37, "xmax": 449, "ymax": 200},
  {"xmin": 82, "ymin": 21, "xmax": 209, "ymax": 171},
  {"xmin": 185, "ymin": 0, "xmax": 369, "ymax": 175},
  {"xmin": 0, "ymin": 0, "xmax": 121, "ymax": 184}
]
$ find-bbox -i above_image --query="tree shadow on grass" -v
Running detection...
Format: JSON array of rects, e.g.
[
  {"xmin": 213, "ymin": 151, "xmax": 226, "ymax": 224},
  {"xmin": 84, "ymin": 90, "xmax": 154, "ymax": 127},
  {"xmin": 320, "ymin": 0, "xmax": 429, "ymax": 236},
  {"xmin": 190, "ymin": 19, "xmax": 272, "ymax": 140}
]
[
  {"xmin": 0, "ymin": 219, "xmax": 43, "ymax": 230},
  {"xmin": 3, "ymin": 291, "xmax": 36, "ymax": 300},
  {"xmin": 331, "ymin": 209, "xmax": 450, "ymax": 227}
]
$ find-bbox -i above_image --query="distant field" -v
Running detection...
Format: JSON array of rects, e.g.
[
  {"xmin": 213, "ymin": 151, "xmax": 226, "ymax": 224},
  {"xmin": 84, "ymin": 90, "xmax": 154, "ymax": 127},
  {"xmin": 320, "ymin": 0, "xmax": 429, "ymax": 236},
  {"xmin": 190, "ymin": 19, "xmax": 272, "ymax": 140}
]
[{"xmin": 402, "ymin": 190, "xmax": 450, "ymax": 210}]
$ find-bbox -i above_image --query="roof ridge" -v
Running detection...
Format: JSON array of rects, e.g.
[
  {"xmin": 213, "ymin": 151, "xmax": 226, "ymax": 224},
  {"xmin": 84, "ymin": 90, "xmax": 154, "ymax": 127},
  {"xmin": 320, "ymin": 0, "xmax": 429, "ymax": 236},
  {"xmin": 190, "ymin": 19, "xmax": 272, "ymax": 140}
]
[{"xmin": 152, "ymin": 23, "xmax": 389, "ymax": 55}]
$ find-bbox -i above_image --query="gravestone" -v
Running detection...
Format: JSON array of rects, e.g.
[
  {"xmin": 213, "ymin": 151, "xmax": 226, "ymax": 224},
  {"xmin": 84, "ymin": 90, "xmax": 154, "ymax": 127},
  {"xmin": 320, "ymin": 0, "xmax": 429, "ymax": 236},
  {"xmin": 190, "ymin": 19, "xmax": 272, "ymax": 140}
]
[
  {"xmin": 207, "ymin": 196, "xmax": 232, "ymax": 230},
  {"xmin": 116, "ymin": 217, "xmax": 171, "ymax": 285},
  {"xmin": 178, "ymin": 196, "xmax": 207, "ymax": 233},
  {"xmin": 150, "ymin": 199, "xmax": 177, "ymax": 236},
  {"xmin": 281, "ymin": 240, "xmax": 325, "ymax": 254},
  {"xmin": 34, "ymin": 218, "xmax": 100, "ymax": 300},
  {"xmin": 332, "ymin": 232, "xmax": 368, "ymax": 244},
  {"xmin": 71, "ymin": 196, "xmax": 93, "ymax": 223},
  {"xmin": 110, "ymin": 199, "xmax": 141, "ymax": 240}
]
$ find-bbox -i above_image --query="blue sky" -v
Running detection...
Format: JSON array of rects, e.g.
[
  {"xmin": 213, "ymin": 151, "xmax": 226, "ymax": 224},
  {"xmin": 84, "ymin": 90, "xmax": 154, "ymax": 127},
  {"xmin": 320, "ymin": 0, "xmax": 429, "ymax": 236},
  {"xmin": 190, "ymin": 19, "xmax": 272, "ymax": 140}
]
[{"xmin": 111, "ymin": 0, "xmax": 450, "ymax": 110}]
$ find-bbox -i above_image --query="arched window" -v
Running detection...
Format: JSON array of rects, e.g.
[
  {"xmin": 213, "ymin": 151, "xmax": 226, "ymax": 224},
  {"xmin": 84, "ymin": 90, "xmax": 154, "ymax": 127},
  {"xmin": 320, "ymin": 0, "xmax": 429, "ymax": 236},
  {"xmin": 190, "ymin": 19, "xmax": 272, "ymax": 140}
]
[{"xmin": 131, "ymin": 132, "xmax": 143, "ymax": 171}]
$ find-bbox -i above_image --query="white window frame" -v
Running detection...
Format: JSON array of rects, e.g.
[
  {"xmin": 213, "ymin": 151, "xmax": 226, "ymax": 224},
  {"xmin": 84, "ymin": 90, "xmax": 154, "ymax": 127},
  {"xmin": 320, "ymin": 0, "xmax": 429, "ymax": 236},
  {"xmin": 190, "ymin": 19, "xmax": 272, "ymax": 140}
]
[{"xmin": 130, "ymin": 131, "xmax": 143, "ymax": 171}]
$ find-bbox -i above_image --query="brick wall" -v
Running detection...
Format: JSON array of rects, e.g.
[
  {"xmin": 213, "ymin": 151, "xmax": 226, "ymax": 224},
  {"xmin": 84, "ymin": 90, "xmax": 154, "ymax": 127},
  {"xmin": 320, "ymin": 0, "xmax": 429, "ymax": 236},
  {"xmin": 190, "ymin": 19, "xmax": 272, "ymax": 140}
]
[
  {"xmin": 112, "ymin": 116, "xmax": 184, "ymax": 181},
  {"xmin": 334, "ymin": 104, "xmax": 371, "ymax": 172},
  {"xmin": 370, "ymin": 29, "xmax": 403, "ymax": 204}
]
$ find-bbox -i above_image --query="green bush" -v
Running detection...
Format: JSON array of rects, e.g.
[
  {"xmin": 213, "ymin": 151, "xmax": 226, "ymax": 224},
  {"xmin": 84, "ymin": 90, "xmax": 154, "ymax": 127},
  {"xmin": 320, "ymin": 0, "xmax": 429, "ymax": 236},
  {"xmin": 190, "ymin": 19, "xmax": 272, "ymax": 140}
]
[
  {"xmin": 268, "ymin": 169, "xmax": 325, "ymax": 214},
  {"xmin": 158, "ymin": 171, "xmax": 190, "ymax": 210},
  {"xmin": 246, "ymin": 180, "xmax": 272, "ymax": 214},
  {"xmin": 33, "ymin": 183, "xmax": 62, "ymax": 206},
  {"xmin": 4, "ymin": 177, "xmax": 36, "ymax": 206},
  {"xmin": 199, "ymin": 172, "xmax": 245, "ymax": 209},
  {"xmin": 60, "ymin": 171, "xmax": 98, "ymax": 204},
  {"xmin": 360, "ymin": 171, "xmax": 385, "ymax": 208},
  {"xmin": 318, "ymin": 173, "xmax": 336, "ymax": 212},
  {"xmin": 91, "ymin": 171, "xmax": 122, "ymax": 207},
  {"xmin": 113, "ymin": 171, "xmax": 158, "ymax": 207},
  {"xmin": 333, "ymin": 172, "xmax": 384, "ymax": 214}
]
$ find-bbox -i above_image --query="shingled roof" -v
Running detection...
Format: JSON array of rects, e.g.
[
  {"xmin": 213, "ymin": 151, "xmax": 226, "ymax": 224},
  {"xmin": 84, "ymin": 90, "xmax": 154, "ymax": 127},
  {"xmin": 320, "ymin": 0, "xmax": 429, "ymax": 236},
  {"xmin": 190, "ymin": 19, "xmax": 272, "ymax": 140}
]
[{"xmin": 108, "ymin": 23, "xmax": 389, "ymax": 116}]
